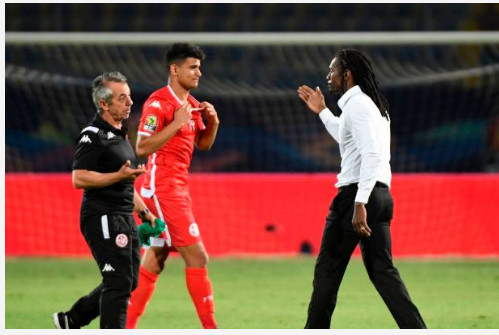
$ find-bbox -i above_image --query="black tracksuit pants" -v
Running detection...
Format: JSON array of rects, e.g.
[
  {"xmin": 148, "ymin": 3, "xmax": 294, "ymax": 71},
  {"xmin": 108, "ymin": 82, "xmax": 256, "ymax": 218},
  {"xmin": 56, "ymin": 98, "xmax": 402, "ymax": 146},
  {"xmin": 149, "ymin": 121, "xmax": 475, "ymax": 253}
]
[
  {"xmin": 305, "ymin": 182, "xmax": 426, "ymax": 329},
  {"xmin": 67, "ymin": 214, "xmax": 141, "ymax": 329}
]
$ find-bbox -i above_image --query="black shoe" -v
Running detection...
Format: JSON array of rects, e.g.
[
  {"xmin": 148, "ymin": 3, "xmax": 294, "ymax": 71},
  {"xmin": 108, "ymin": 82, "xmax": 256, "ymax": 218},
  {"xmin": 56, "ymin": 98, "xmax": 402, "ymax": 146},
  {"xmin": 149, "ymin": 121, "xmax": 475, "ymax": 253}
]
[{"xmin": 52, "ymin": 312, "xmax": 80, "ymax": 329}]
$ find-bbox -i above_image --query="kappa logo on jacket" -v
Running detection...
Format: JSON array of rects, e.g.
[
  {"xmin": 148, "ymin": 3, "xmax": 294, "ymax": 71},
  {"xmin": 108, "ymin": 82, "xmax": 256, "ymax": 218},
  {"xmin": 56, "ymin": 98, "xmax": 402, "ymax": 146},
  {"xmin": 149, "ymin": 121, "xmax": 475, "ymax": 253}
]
[
  {"xmin": 101, "ymin": 263, "xmax": 115, "ymax": 272},
  {"xmin": 107, "ymin": 132, "xmax": 115, "ymax": 140},
  {"xmin": 79, "ymin": 135, "xmax": 92, "ymax": 144}
]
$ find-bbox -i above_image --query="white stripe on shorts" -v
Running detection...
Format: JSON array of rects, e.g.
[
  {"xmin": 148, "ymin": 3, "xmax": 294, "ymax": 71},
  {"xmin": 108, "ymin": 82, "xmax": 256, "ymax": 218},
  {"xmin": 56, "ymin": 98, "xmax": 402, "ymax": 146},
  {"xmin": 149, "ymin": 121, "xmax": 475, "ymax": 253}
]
[
  {"xmin": 152, "ymin": 194, "xmax": 172, "ymax": 247},
  {"xmin": 101, "ymin": 215, "xmax": 110, "ymax": 239}
]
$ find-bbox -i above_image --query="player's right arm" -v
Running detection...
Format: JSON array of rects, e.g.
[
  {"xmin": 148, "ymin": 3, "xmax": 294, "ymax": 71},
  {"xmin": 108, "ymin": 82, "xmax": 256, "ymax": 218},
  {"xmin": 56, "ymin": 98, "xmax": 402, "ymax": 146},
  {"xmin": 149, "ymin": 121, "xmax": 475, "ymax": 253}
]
[
  {"xmin": 72, "ymin": 130, "xmax": 145, "ymax": 189},
  {"xmin": 136, "ymin": 102, "xmax": 192, "ymax": 158},
  {"xmin": 298, "ymin": 85, "xmax": 340, "ymax": 142},
  {"xmin": 73, "ymin": 161, "xmax": 146, "ymax": 189}
]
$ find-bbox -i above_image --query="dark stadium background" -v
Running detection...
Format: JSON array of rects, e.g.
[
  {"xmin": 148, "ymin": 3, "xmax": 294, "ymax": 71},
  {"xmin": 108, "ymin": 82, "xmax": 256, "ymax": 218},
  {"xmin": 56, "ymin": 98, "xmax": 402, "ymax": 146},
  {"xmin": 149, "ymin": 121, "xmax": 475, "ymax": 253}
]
[
  {"xmin": 5, "ymin": 3, "xmax": 499, "ymax": 174},
  {"xmin": 4, "ymin": 3, "xmax": 499, "ymax": 257}
]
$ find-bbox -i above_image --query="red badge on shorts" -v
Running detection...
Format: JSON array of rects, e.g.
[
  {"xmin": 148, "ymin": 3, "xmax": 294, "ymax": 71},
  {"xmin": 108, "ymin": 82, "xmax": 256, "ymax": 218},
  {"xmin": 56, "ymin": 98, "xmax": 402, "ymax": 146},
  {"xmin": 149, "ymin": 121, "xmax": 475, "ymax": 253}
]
[
  {"xmin": 189, "ymin": 223, "xmax": 200, "ymax": 237},
  {"xmin": 116, "ymin": 233, "xmax": 128, "ymax": 248}
]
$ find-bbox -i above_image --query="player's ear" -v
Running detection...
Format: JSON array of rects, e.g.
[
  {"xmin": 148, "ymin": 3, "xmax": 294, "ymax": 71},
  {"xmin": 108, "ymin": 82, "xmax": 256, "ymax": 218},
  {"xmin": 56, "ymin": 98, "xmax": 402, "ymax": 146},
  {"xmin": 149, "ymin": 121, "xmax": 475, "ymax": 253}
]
[
  {"xmin": 170, "ymin": 63, "xmax": 178, "ymax": 76},
  {"xmin": 344, "ymin": 69, "xmax": 354, "ymax": 84},
  {"xmin": 98, "ymin": 99, "xmax": 108, "ymax": 112}
]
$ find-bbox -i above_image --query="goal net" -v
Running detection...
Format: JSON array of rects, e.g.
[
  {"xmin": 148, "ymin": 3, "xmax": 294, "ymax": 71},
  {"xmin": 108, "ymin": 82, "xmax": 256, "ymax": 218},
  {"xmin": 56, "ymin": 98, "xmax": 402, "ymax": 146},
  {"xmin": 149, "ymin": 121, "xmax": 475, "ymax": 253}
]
[{"xmin": 5, "ymin": 33, "xmax": 499, "ymax": 256}]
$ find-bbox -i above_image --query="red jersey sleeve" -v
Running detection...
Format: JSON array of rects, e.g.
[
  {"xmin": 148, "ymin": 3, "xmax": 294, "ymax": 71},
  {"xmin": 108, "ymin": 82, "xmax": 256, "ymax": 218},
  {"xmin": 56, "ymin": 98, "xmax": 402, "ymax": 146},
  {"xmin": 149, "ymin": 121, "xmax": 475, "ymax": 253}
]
[{"xmin": 138, "ymin": 99, "xmax": 174, "ymax": 137}]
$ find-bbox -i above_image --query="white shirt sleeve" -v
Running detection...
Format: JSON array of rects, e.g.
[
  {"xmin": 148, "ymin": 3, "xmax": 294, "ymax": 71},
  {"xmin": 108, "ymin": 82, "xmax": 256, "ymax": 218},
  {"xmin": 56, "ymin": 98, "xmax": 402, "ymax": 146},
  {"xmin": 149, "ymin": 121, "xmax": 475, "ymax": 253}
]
[
  {"xmin": 318, "ymin": 108, "xmax": 340, "ymax": 143},
  {"xmin": 346, "ymin": 100, "xmax": 382, "ymax": 204}
]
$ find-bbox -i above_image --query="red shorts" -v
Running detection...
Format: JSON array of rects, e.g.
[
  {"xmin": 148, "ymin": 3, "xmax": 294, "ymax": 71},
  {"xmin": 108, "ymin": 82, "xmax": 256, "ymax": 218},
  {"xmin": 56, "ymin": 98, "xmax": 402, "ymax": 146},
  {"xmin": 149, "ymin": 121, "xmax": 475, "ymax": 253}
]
[{"xmin": 141, "ymin": 189, "xmax": 202, "ymax": 248}]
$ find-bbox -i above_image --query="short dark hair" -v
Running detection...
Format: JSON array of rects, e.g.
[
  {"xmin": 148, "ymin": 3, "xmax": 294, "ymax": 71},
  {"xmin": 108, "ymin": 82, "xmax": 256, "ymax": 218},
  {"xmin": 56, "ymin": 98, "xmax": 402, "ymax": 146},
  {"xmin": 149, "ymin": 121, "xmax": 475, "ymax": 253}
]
[
  {"xmin": 336, "ymin": 49, "xmax": 389, "ymax": 120},
  {"xmin": 165, "ymin": 43, "xmax": 206, "ymax": 68}
]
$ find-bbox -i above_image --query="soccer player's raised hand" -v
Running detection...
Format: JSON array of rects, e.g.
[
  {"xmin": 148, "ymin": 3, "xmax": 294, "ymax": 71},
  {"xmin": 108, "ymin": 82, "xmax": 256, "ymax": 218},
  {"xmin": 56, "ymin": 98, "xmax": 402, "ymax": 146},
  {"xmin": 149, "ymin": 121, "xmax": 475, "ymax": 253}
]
[
  {"xmin": 174, "ymin": 102, "xmax": 192, "ymax": 128},
  {"xmin": 199, "ymin": 101, "xmax": 220, "ymax": 125},
  {"xmin": 298, "ymin": 85, "xmax": 327, "ymax": 115}
]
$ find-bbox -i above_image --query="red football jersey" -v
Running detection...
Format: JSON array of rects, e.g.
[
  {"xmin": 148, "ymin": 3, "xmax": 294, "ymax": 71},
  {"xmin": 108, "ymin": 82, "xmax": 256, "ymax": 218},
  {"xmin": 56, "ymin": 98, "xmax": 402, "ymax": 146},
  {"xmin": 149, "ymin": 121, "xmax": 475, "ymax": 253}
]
[{"xmin": 138, "ymin": 86, "xmax": 205, "ymax": 197}]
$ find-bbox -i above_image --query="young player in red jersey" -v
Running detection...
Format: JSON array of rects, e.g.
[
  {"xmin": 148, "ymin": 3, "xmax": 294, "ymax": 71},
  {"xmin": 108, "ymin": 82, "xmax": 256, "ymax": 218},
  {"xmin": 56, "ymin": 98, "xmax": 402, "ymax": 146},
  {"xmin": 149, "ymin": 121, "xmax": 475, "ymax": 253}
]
[{"xmin": 126, "ymin": 43, "xmax": 219, "ymax": 329}]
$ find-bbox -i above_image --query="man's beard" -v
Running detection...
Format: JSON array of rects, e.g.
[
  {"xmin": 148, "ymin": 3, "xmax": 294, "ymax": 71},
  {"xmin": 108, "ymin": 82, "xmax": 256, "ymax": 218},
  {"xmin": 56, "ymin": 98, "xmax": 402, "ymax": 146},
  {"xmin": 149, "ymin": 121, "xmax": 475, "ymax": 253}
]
[
  {"xmin": 329, "ymin": 85, "xmax": 342, "ymax": 97},
  {"xmin": 329, "ymin": 77, "xmax": 345, "ymax": 96}
]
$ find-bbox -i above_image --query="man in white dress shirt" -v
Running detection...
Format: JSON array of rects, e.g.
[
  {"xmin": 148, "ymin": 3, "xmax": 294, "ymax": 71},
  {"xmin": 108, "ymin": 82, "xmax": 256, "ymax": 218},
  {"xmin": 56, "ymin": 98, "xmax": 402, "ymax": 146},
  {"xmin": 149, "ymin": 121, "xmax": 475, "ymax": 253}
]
[{"xmin": 298, "ymin": 49, "xmax": 426, "ymax": 329}]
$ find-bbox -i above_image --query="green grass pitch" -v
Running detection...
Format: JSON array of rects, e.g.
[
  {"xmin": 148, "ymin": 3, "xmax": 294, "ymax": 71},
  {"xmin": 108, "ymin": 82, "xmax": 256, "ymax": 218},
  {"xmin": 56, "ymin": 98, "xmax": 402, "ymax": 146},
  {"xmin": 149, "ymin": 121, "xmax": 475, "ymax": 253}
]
[{"xmin": 5, "ymin": 256, "xmax": 499, "ymax": 329}]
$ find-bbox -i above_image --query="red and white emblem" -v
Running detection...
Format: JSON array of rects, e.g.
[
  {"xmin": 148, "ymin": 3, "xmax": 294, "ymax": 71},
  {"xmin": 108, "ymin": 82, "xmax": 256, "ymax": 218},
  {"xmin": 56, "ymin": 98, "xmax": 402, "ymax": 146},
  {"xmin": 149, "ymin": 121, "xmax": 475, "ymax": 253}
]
[
  {"xmin": 189, "ymin": 223, "xmax": 200, "ymax": 237},
  {"xmin": 116, "ymin": 233, "xmax": 129, "ymax": 247}
]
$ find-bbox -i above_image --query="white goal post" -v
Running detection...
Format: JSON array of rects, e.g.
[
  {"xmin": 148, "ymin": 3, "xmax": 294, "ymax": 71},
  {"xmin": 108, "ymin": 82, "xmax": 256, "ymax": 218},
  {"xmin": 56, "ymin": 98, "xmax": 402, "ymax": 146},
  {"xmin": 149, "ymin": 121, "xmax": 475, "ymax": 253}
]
[{"xmin": 5, "ymin": 31, "xmax": 499, "ymax": 45}]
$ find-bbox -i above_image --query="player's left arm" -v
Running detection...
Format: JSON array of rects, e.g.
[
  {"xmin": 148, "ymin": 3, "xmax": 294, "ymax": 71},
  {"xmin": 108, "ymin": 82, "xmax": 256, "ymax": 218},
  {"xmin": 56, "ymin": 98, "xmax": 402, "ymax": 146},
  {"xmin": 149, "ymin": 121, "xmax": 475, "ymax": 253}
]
[
  {"xmin": 133, "ymin": 189, "xmax": 156, "ymax": 223},
  {"xmin": 350, "ymin": 101, "xmax": 382, "ymax": 238},
  {"xmin": 195, "ymin": 101, "xmax": 220, "ymax": 151}
]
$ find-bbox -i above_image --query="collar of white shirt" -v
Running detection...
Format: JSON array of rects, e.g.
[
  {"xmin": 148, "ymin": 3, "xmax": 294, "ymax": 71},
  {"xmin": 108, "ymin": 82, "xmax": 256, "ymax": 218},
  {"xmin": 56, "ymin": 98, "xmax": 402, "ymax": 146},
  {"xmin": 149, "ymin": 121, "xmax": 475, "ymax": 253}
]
[{"xmin": 337, "ymin": 85, "xmax": 362, "ymax": 110}]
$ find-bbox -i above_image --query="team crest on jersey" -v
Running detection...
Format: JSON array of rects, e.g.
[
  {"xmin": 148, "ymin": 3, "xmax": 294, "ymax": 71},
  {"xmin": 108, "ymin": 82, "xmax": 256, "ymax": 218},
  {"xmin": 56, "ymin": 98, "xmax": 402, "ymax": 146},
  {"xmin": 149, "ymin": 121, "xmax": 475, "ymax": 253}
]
[
  {"xmin": 115, "ymin": 233, "xmax": 128, "ymax": 248},
  {"xmin": 144, "ymin": 115, "xmax": 158, "ymax": 132}
]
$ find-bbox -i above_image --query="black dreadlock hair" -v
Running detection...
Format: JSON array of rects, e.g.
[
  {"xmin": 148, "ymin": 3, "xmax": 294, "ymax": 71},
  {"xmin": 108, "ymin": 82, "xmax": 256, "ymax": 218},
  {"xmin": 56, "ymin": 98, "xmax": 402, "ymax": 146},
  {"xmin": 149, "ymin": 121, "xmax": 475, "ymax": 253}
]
[{"xmin": 336, "ymin": 49, "xmax": 390, "ymax": 120}]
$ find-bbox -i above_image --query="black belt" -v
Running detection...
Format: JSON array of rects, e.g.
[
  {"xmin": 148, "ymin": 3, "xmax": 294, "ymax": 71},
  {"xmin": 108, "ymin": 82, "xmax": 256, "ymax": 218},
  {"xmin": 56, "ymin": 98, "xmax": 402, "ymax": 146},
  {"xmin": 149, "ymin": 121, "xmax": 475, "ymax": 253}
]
[{"xmin": 339, "ymin": 181, "xmax": 388, "ymax": 191}]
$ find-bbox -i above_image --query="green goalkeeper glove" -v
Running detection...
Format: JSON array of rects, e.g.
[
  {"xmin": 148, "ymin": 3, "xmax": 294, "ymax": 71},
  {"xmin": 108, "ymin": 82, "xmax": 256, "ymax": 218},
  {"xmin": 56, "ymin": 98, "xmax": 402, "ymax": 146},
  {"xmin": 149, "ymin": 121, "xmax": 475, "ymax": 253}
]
[{"xmin": 138, "ymin": 218, "xmax": 166, "ymax": 246}]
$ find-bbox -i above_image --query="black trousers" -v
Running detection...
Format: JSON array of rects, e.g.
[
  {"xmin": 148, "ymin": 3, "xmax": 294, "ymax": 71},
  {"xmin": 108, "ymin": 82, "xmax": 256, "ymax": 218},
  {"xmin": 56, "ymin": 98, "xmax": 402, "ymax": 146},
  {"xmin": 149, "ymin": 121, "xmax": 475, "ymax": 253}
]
[
  {"xmin": 305, "ymin": 182, "xmax": 426, "ymax": 329},
  {"xmin": 67, "ymin": 214, "xmax": 141, "ymax": 329}
]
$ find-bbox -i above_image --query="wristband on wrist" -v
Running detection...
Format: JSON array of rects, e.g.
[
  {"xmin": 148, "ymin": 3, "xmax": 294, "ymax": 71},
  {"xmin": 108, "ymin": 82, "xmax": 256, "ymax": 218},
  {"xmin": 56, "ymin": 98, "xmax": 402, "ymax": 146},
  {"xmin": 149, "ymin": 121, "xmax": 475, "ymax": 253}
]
[{"xmin": 139, "ymin": 208, "xmax": 150, "ymax": 221}]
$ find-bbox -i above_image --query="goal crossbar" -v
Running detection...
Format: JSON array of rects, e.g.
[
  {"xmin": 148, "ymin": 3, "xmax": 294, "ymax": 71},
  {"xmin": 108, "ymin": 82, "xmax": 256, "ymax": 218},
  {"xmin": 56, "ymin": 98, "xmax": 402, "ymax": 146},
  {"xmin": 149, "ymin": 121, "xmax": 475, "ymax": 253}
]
[{"xmin": 6, "ymin": 31, "xmax": 499, "ymax": 45}]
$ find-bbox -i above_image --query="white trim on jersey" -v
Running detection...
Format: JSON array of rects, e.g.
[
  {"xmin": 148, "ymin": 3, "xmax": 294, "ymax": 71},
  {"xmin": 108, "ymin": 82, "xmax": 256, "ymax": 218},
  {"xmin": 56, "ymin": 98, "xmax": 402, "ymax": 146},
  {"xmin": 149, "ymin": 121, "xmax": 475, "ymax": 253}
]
[
  {"xmin": 167, "ymin": 85, "xmax": 183, "ymax": 105},
  {"xmin": 81, "ymin": 126, "xmax": 99, "ymax": 134},
  {"xmin": 137, "ymin": 131, "xmax": 152, "ymax": 137}
]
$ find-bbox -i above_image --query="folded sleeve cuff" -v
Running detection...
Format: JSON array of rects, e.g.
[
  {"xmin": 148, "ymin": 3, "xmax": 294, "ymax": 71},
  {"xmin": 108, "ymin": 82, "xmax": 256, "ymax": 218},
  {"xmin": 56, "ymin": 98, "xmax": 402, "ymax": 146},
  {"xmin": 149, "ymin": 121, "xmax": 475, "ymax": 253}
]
[
  {"xmin": 318, "ymin": 107, "xmax": 334, "ymax": 123},
  {"xmin": 355, "ymin": 189, "xmax": 371, "ymax": 204}
]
